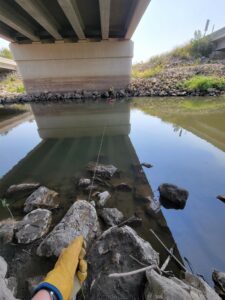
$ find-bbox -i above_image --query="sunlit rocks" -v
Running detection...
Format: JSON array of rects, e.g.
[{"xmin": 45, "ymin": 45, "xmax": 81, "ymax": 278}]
[
  {"xmin": 15, "ymin": 209, "xmax": 52, "ymax": 244},
  {"xmin": 212, "ymin": 270, "xmax": 225, "ymax": 299},
  {"xmin": 24, "ymin": 186, "xmax": 59, "ymax": 213},
  {"xmin": 78, "ymin": 178, "xmax": 91, "ymax": 187},
  {"xmin": 145, "ymin": 270, "xmax": 221, "ymax": 300},
  {"xmin": 99, "ymin": 208, "xmax": 124, "ymax": 226},
  {"xmin": 36, "ymin": 200, "xmax": 100, "ymax": 257},
  {"xmin": 87, "ymin": 162, "xmax": 118, "ymax": 178},
  {"xmin": 7, "ymin": 183, "xmax": 40, "ymax": 195},
  {"xmin": 0, "ymin": 219, "xmax": 16, "ymax": 244},
  {"xmin": 97, "ymin": 191, "xmax": 111, "ymax": 207},
  {"xmin": 82, "ymin": 225, "xmax": 159, "ymax": 300},
  {"xmin": 158, "ymin": 183, "xmax": 189, "ymax": 209}
]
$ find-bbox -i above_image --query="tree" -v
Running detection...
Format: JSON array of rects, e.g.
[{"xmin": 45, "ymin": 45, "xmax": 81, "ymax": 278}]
[{"xmin": 0, "ymin": 47, "xmax": 13, "ymax": 59}]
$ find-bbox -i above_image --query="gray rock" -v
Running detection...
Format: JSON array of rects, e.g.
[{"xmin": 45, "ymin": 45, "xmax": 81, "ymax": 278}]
[
  {"xmin": 24, "ymin": 186, "xmax": 59, "ymax": 213},
  {"xmin": 82, "ymin": 226, "xmax": 159, "ymax": 300},
  {"xmin": 0, "ymin": 219, "xmax": 16, "ymax": 244},
  {"xmin": 212, "ymin": 270, "xmax": 225, "ymax": 299},
  {"xmin": 87, "ymin": 162, "xmax": 117, "ymax": 178},
  {"xmin": 37, "ymin": 200, "xmax": 100, "ymax": 257},
  {"xmin": 6, "ymin": 277, "xmax": 17, "ymax": 296},
  {"xmin": 97, "ymin": 191, "xmax": 111, "ymax": 207},
  {"xmin": 145, "ymin": 270, "xmax": 220, "ymax": 300},
  {"xmin": 26, "ymin": 275, "xmax": 44, "ymax": 295},
  {"xmin": 99, "ymin": 208, "xmax": 124, "ymax": 226},
  {"xmin": 90, "ymin": 201, "xmax": 96, "ymax": 207},
  {"xmin": 7, "ymin": 183, "xmax": 40, "ymax": 194},
  {"xmin": 158, "ymin": 183, "xmax": 189, "ymax": 209},
  {"xmin": 0, "ymin": 257, "xmax": 19, "ymax": 300},
  {"xmin": 145, "ymin": 196, "xmax": 161, "ymax": 215},
  {"xmin": 78, "ymin": 178, "xmax": 91, "ymax": 187},
  {"xmin": 15, "ymin": 209, "xmax": 52, "ymax": 244},
  {"xmin": 0, "ymin": 277, "xmax": 19, "ymax": 300},
  {"xmin": 0, "ymin": 256, "xmax": 7, "ymax": 278}
]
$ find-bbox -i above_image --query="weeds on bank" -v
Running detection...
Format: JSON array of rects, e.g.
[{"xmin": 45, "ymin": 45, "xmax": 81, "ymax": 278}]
[
  {"xmin": 132, "ymin": 30, "xmax": 214, "ymax": 78},
  {"xmin": 183, "ymin": 75, "xmax": 225, "ymax": 92},
  {"xmin": 132, "ymin": 65, "xmax": 163, "ymax": 78},
  {"xmin": 0, "ymin": 73, "xmax": 25, "ymax": 93},
  {"xmin": 0, "ymin": 198, "xmax": 14, "ymax": 220}
]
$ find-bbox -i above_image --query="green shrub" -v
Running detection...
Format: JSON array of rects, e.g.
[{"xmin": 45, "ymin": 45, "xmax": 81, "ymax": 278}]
[
  {"xmin": 170, "ymin": 43, "xmax": 193, "ymax": 60},
  {"xmin": 0, "ymin": 47, "xmax": 13, "ymax": 59},
  {"xmin": 183, "ymin": 75, "xmax": 225, "ymax": 91},
  {"xmin": 191, "ymin": 37, "xmax": 214, "ymax": 58},
  {"xmin": 0, "ymin": 73, "xmax": 25, "ymax": 94},
  {"xmin": 132, "ymin": 65, "xmax": 163, "ymax": 78}
]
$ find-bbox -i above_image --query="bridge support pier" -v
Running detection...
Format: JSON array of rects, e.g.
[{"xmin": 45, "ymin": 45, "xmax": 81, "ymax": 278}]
[{"xmin": 10, "ymin": 40, "xmax": 133, "ymax": 93}]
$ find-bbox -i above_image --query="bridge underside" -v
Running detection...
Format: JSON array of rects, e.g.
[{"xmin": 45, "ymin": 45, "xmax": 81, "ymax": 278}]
[{"xmin": 0, "ymin": 0, "xmax": 150, "ymax": 93}]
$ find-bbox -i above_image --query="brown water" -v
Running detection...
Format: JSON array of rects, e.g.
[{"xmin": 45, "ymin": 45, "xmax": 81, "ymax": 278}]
[{"xmin": 0, "ymin": 97, "xmax": 225, "ymax": 297}]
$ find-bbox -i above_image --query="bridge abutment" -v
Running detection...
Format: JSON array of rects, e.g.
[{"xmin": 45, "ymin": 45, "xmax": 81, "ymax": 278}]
[{"xmin": 10, "ymin": 40, "xmax": 133, "ymax": 93}]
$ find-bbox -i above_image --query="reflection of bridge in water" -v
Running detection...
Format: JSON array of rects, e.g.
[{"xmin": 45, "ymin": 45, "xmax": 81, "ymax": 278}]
[{"xmin": 0, "ymin": 101, "xmax": 182, "ymax": 274}]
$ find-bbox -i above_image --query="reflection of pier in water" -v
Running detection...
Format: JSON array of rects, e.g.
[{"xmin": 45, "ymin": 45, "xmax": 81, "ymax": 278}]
[
  {"xmin": 0, "ymin": 101, "xmax": 182, "ymax": 273},
  {"xmin": 0, "ymin": 106, "xmax": 32, "ymax": 135}
]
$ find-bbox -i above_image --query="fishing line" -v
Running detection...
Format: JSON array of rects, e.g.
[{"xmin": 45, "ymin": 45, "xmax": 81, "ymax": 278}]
[{"xmin": 88, "ymin": 126, "xmax": 107, "ymax": 201}]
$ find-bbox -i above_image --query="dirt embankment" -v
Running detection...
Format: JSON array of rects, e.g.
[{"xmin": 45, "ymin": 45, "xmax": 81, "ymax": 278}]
[{"xmin": 129, "ymin": 58, "xmax": 225, "ymax": 97}]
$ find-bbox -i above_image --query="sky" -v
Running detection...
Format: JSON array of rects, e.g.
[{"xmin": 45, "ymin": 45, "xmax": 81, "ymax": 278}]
[{"xmin": 0, "ymin": 0, "xmax": 225, "ymax": 63}]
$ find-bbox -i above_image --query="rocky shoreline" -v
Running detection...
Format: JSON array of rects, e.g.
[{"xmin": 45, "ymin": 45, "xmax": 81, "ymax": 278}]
[
  {"xmin": 1, "ymin": 60, "xmax": 225, "ymax": 104},
  {"xmin": 0, "ymin": 161, "xmax": 225, "ymax": 299},
  {"xmin": 0, "ymin": 83, "xmax": 224, "ymax": 106}
]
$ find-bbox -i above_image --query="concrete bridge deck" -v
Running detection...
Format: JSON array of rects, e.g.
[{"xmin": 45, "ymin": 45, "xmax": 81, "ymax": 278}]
[
  {"xmin": 0, "ymin": 57, "xmax": 16, "ymax": 72},
  {"xmin": 0, "ymin": 0, "xmax": 151, "ymax": 93},
  {"xmin": 210, "ymin": 27, "xmax": 225, "ymax": 52}
]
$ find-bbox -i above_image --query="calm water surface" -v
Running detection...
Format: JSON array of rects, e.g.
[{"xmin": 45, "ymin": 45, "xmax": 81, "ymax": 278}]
[{"xmin": 0, "ymin": 97, "xmax": 225, "ymax": 287}]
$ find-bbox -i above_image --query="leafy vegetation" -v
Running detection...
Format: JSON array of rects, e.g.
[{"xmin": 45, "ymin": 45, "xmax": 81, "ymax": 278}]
[
  {"xmin": 132, "ymin": 65, "xmax": 163, "ymax": 78},
  {"xmin": 0, "ymin": 47, "xmax": 13, "ymax": 59},
  {"xmin": 0, "ymin": 73, "xmax": 25, "ymax": 93},
  {"xmin": 183, "ymin": 75, "xmax": 225, "ymax": 92},
  {"xmin": 0, "ymin": 198, "xmax": 14, "ymax": 220},
  {"xmin": 132, "ymin": 30, "xmax": 214, "ymax": 79}
]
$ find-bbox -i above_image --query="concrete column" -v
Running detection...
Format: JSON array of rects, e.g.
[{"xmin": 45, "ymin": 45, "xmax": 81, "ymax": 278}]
[{"xmin": 10, "ymin": 40, "xmax": 133, "ymax": 93}]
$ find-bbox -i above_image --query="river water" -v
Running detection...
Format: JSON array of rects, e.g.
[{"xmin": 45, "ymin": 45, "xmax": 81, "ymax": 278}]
[{"xmin": 0, "ymin": 96, "xmax": 225, "ymax": 292}]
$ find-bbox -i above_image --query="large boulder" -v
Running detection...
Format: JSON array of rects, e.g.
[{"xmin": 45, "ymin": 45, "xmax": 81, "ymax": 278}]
[
  {"xmin": 212, "ymin": 270, "xmax": 225, "ymax": 299},
  {"xmin": 7, "ymin": 183, "xmax": 40, "ymax": 195},
  {"xmin": 99, "ymin": 208, "xmax": 124, "ymax": 226},
  {"xmin": 145, "ymin": 270, "xmax": 220, "ymax": 300},
  {"xmin": 15, "ymin": 209, "xmax": 52, "ymax": 244},
  {"xmin": 0, "ymin": 256, "xmax": 19, "ymax": 300},
  {"xmin": 37, "ymin": 200, "xmax": 100, "ymax": 257},
  {"xmin": 158, "ymin": 183, "xmax": 189, "ymax": 209},
  {"xmin": 82, "ymin": 225, "xmax": 159, "ymax": 300},
  {"xmin": 0, "ymin": 219, "xmax": 16, "ymax": 244},
  {"xmin": 24, "ymin": 186, "xmax": 59, "ymax": 213}
]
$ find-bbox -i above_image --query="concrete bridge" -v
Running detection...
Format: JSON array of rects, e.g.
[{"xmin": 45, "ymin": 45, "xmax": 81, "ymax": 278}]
[
  {"xmin": 0, "ymin": 0, "xmax": 150, "ymax": 93},
  {"xmin": 0, "ymin": 56, "xmax": 16, "ymax": 72},
  {"xmin": 210, "ymin": 26, "xmax": 225, "ymax": 52}
]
